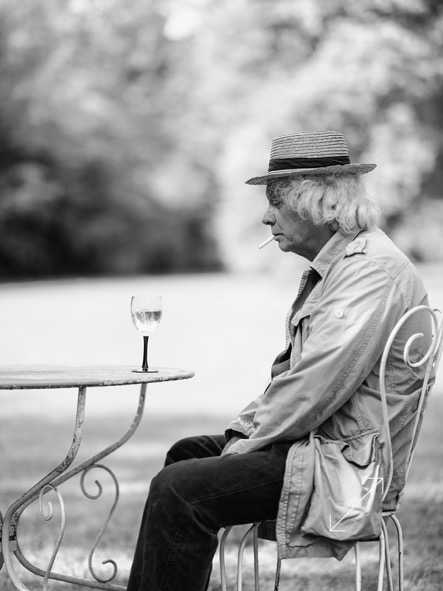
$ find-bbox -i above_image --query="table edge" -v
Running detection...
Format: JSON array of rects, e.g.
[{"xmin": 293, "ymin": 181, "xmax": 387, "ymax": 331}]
[{"xmin": 0, "ymin": 365, "xmax": 195, "ymax": 389}]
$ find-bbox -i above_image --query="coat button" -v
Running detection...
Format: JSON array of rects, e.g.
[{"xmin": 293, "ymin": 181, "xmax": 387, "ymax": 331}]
[{"xmin": 334, "ymin": 309, "xmax": 344, "ymax": 318}]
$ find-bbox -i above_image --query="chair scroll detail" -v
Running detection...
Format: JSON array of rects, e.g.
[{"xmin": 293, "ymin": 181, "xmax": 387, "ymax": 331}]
[
  {"xmin": 219, "ymin": 305, "xmax": 443, "ymax": 591},
  {"xmin": 374, "ymin": 305, "xmax": 443, "ymax": 591}
]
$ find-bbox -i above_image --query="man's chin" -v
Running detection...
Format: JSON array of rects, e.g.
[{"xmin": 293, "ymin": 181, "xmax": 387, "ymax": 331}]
[
  {"xmin": 276, "ymin": 240, "xmax": 297, "ymax": 254},
  {"xmin": 276, "ymin": 239, "xmax": 290, "ymax": 252}
]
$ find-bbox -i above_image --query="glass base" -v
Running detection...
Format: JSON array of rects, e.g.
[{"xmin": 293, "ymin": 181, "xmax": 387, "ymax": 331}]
[{"xmin": 132, "ymin": 368, "xmax": 159, "ymax": 374}]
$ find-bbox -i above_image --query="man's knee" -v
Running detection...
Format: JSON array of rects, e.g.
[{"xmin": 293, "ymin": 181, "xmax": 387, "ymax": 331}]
[
  {"xmin": 150, "ymin": 464, "xmax": 177, "ymax": 500},
  {"xmin": 165, "ymin": 436, "xmax": 201, "ymax": 466},
  {"xmin": 149, "ymin": 461, "xmax": 221, "ymax": 534},
  {"xmin": 164, "ymin": 434, "xmax": 224, "ymax": 466},
  {"xmin": 150, "ymin": 459, "xmax": 205, "ymax": 506}
]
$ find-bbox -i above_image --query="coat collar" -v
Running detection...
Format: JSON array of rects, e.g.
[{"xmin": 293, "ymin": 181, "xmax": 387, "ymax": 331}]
[{"xmin": 310, "ymin": 230, "xmax": 361, "ymax": 278}]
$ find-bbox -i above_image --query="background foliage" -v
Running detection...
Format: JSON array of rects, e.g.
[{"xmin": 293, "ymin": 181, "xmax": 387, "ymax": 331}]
[{"xmin": 1, "ymin": 0, "xmax": 442, "ymax": 279}]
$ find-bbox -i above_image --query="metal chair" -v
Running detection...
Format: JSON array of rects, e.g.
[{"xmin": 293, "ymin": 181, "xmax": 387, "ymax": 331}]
[{"xmin": 219, "ymin": 305, "xmax": 443, "ymax": 591}]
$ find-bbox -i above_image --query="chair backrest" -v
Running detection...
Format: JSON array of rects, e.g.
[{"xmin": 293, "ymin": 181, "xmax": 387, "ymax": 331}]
[{"xmin": 379, "ymin": 305, "xmax": 443, "ymax": 502}]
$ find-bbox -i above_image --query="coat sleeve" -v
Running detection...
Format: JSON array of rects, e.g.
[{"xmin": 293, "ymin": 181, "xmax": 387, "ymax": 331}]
[
  {"xmin": 225, "ymin": 390, "xmax": 266, "ymax": 438},
  {"xmin": 226, "ymin": 256, "xmax": 407, "ymax": 455}
]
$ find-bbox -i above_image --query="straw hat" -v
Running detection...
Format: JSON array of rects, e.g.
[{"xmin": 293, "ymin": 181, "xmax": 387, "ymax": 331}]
[{"xmin": 246, "ymin": 130, "xmax": 376, "ymax": 185}]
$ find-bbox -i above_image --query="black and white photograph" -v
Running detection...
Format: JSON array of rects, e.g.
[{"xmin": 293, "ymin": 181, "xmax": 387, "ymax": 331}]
[{"xmin": 1, "ymin": 1, "xmax": 442, "ymax": 590}]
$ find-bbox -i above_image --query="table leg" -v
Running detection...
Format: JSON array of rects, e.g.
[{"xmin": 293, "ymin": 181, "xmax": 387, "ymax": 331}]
[
  {"xmin": 1, "ymin": 385, "xmax": 87, "ymax": 591},
  {"xmin": 6, "ymin": 382, "xmax": 147, "ymax": 591}
]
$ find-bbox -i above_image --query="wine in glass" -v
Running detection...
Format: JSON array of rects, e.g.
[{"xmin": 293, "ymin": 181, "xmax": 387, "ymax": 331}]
[{"xmin": 131, "ymin": 295, "xmax": 162, "ymax": 373}]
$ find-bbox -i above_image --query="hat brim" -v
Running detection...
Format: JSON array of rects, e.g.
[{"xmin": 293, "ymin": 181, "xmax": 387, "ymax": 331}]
[{"xmin": 245, "ymin": 163, "xmax": 377, "ymax": 185}]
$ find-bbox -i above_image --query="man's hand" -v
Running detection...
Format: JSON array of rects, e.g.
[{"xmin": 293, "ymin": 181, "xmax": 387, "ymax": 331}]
[{"xmin": 221, "ymin": 435, "xmax": 243, "ymax": 456}]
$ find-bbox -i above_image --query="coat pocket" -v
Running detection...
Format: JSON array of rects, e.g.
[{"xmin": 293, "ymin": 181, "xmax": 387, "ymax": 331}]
[
  {"xmin": 340, "ymin": 429, "xmax": 380, "ymax": 467},
  {"xmin": 291, "ymin": 300, "xmax": 316, "ymax": 331},
  {"xmin": 301, "ymin": 431, "xmax": 383, "ymax": 541}
]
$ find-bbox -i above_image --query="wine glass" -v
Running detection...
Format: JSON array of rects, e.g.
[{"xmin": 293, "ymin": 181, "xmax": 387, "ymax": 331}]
[{"xmin": 130, "ymin": 295, "xmax": 162, "ymax": 373}]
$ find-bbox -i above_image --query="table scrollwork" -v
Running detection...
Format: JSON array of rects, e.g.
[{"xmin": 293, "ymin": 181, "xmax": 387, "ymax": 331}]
[
  {"xmin": 81, "ymin": 464, "xmax": 119, "ymax": 584},
  {"xmin": 38, "ymin": 484, "xmax": 66, "ymax": 591}
]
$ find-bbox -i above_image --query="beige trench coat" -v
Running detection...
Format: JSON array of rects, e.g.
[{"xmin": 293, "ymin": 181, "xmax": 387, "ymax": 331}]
[{"xmin": 226, "ymin": 228, "xmax": 429, "ymax": 559}]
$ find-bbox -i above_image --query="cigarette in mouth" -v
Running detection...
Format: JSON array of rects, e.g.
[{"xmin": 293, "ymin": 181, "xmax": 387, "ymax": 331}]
[{"xmin": 258, "ymin": 236, "xmax": 275, "ymax": 249}]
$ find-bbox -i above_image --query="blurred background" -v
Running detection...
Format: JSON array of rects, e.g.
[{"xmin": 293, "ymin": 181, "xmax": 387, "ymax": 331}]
[
  {"xmin": 1, "ymin": 2, "xmax": 443, "ymax": 589},
  {"xmin": 0, "ymin": 0, "xmax": 443, "ymax": 280}
]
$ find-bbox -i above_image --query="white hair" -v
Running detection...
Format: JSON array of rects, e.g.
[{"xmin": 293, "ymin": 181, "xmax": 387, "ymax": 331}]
[{"xmin": 266, "ymin": 174, "xmax": 381, "ymax": 235}]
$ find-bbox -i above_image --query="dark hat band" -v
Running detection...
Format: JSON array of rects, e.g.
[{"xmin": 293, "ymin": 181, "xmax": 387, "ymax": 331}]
[{"xmin": 268, "ymin": 155, "xmax": 351, "ymax": 173}]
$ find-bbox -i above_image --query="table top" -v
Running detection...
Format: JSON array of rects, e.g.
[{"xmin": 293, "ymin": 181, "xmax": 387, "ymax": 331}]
[{"xmin": 0, "ymin": 365, "xmax": 195, "ymax": 390}]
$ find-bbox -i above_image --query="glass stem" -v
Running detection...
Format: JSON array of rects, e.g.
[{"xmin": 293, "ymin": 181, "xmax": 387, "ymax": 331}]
[{"xmin": 142, "ymin": 335, "xmax": 149, "ymax": 371}]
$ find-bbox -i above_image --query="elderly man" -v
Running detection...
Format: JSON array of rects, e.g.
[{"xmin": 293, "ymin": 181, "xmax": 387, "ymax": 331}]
[{"xmin": 127, "ymin": 130, "xmax": 428, "ymax": 591}]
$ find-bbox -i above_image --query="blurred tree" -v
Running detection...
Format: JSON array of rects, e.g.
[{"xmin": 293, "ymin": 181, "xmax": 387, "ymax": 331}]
[
  {"xmin": 0, "ymin": 0, "xmax": 442, "ymax": 278},
  {"xmin": 0, "ymin": 0, "xmax": 221, "ymax": 279}
]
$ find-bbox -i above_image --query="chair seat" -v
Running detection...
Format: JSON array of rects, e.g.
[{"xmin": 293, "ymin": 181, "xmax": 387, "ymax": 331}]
[{"xmin": 219, "ymin": 305, "xmax": 443, "ymax": 591}]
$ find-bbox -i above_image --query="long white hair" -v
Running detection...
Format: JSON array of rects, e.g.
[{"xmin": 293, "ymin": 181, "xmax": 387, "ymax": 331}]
[{"xmin": 267, "ymin": 174, "xmax": 380, "ymax": 235}]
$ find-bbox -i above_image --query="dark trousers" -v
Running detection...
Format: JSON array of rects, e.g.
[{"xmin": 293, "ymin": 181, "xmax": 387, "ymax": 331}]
[{"xmin": 126, "ymin": 434, "xmax": 292, "ymax": 591}]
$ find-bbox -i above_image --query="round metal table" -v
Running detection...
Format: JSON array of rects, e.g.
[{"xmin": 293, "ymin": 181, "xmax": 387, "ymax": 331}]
[{"xmin": 0, "ymin": 365, "xmax": 194, "ymax": 591}]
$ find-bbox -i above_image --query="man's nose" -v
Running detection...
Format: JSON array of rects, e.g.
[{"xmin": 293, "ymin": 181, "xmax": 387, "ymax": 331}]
[{"xmin": 262, "ymin": 205, "xmax": 275, "ymax": 226}]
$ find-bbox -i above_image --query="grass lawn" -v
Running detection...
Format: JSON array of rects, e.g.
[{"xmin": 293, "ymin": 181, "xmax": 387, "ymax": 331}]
[
  {"xmin": 1, "ymin": 394, "xmax": 442, "ymax": 591},
  {"xmin": 1, "ymin": 268, "xmax": 442, "ymax": 590}
]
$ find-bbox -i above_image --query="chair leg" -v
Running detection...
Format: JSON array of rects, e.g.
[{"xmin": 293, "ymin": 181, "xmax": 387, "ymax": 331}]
[
  {"xmin": 274, "ymin": 558, "xmax": 282, "ymax": 591},
  {"xmin": 355, "ymin": 528, "xmax": 392, "ymax": 591},
  {"xmin": 224, "ymin": 518, "xmax": 404, "ymax": 591},
  {"xmin": 377, "ymin": 528, "xmax": 386, "ymax": 591},
  {"xmin": 389, "ymin": 515, "xmax": 404, "ymax": 591},
  {"xmin": 252, "ymin": 525, "xmax": 260, "ymax": 591},
  {"xmin": 382, "ymin": 518, "xmax": 394, "ymax": 591},
  {"xmin": 220, "ymin": 526, "xmax": 233, "ymax": 591},
  {"xmin": 354, "ymin": 543, "xmax": 362, "ymax": 591},
  {"xmin": 237, "ymin": 524, "xmax": 259, "ymax": 591}
]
